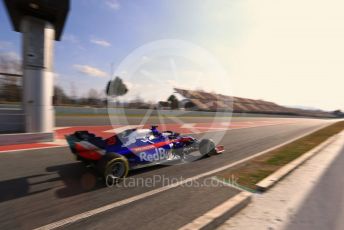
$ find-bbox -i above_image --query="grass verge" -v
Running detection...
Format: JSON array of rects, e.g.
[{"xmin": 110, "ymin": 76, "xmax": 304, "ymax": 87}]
[{"xmin": 216, "ymin": 120, "xmax": 344, "ymax": 191}]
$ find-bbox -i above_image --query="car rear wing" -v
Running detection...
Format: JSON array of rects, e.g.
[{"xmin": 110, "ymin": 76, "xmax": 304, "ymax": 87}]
[{"xmin": 65, "ymin": 131, "xmax": 106, "ymax": 154}]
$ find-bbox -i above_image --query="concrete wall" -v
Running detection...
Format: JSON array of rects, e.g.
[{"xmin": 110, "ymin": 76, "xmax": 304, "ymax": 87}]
[
  {"xmin": 0, "ymin": 104, "xmax": 323, "ymax": 119},
  {"xmin": 55, "ymin": 106, "xmax": 307, "ymax": 118},
  {"xmin": 0, "ymin": 108, "xmax": 25, "ymax": 133}
]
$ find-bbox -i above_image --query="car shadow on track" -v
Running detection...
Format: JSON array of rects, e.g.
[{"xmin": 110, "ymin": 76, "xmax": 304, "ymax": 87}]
[
  {"xmin": 0, "ymin": 162, "xmax": 104, "ymax": 203},
  {"xmin": 45, "ymin": 156, "xmax": 210, "ymax": 199},
  {"xmin": 46, "ymin": 162, "xmax": 104, "ymax": 198},
  {"xmin": 46, "ymin": 162, "xmax": 174, "ymax": 199},
  {"xmin": 0, "ymin": 173, "xmax": 59, "ymax": 203},
  {"xmin": 0, "ymin": 158, "xmax": 208, "ymax": 203}
]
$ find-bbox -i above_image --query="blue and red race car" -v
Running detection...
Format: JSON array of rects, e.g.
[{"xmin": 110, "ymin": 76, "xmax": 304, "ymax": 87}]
[{"xmin": 66, "ymin": 125, "xmax": 224, "ymax": 184}]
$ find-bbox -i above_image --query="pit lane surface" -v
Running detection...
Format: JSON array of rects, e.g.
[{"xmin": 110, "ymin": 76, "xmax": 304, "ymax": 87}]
[{"xmin": 0, "ymin": 117, "xmax": 334, "ymax": 229}]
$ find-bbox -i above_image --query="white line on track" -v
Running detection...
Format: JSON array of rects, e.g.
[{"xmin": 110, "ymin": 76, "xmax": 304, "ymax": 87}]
[
  {"xmin": 0, "ymin": 145, "xmax": 64, "ymax": 153},
  {"xmin": 180, "ymin": 123, "xmax": 195, "ymax": 129},
  {"xmin": 53, "ymin": 127, "xmax": 71, "ymax": 131},
  {"xmin": 103, "ymin": 125, "xmax": 143, "ymax": 133},
  {"xmin": 33, "ymin": 123, "xmax": 331, "ymax": 230},
  {"xmin": 221, "ymin": 122, "xmax": 231, "ymax": 126}
]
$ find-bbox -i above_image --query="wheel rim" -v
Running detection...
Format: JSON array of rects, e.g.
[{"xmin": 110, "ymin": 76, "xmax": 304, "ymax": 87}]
[{"xmin": 110, "ymin": 162, "xmax": 125, "ymax": 178}]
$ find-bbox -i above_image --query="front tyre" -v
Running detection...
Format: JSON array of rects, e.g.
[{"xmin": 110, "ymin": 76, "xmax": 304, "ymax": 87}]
[{"xmin": 199, "ymin": 139, "xmax": 216, "ymax": 157}]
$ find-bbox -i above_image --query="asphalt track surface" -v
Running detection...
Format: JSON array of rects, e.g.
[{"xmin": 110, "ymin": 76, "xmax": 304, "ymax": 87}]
[{"xmin": 0, "ymin": 116, "xmax": 335, "ymax": 229}]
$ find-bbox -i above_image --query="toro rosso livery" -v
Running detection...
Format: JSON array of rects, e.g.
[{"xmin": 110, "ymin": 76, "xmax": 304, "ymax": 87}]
[{"xmin": 66, "ymin": 126, "xmax": 224, "ymax": 183}]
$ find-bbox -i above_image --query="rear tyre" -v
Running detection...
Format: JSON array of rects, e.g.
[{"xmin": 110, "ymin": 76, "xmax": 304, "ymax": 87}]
[
  {"xmin": 96, "ymin": 153, "xmax": 129, "ymax": 186},
  {"xmin": 199, "ymin": 139, "xmax": 216, "ymax": 157}
]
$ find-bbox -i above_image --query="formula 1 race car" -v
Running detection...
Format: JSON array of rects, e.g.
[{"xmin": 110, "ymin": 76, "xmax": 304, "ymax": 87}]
[{"xmin": 66, "ymin": 126, "xmax": 224, "ymax": 184}]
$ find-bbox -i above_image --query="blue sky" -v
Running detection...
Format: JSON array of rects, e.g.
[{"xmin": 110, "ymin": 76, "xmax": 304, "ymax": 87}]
[
  {"xmin": 0, "ymin": 0, "xmax": 243, "ymax": 100},
  {"xmin": 1, "ymin": 0, "xmax": 343, "ymax": 111}
]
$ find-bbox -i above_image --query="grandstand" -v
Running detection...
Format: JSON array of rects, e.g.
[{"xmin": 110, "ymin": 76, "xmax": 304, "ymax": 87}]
[{"xmin": 174, "ymin": 88, "xmax": 334, "ymax": 118}]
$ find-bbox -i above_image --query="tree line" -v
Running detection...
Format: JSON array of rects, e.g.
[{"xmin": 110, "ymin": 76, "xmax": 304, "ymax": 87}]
[{"xmin": 0, "ymin": 54, "xmax": 179, "ymax": 109}]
